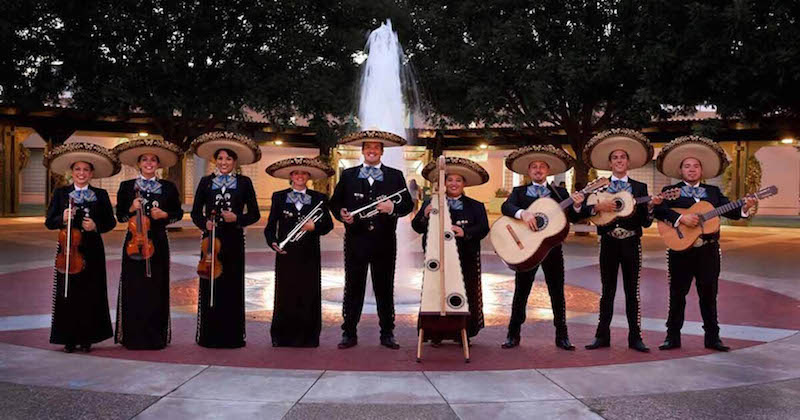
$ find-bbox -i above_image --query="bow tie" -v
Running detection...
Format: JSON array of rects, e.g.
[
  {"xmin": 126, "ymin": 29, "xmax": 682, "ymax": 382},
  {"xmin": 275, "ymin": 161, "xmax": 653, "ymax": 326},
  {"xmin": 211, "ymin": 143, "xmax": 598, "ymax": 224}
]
[
  {"xmin": 286, "ymin": 191, "xmax": 311, "ymax": 205},
  {"xmin": 526, "ymin": 184, "xmax": 550, "ymax": 199},
  {"xmin": 136, "ymin": 178, "xmax": 162, "ymax": 194},
  {"xmin": 69, "ymin": 189, "xmax": 97, "ymax": 204},
  {"xmin": 680, "ymin": 185, "xmax": 707, "ymax": 199},
  {"xmin": 212, "ymin": 174, "xmax": 237, "ymax": 190},
  {"xmin": 607, "ymin": 180, "xmax": 632, "ymax": 193},
  {"xmin": 358, "ymin": 166, "xmax": 384, "ymax": 182},
  {"xmin": 447, "ymin": 197, "xmax": 463, "ymax": 210}
]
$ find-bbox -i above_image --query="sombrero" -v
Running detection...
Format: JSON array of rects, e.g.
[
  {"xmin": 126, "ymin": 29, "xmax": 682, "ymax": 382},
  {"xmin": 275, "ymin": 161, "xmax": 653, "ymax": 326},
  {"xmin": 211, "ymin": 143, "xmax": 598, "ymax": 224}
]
[
  {"xmin": 265, "ymin": 157, "xmax": 335, "ymax": 180},
  {"xmin": 191, "ymin": 131, "xmax": 262, "ymax": 165},
  {"xmin": 505, "ymin": 144, "xmax": 575, "ymax": 175},
  {"xmin": 421, "ymin": 156, "xmax": 489, "ymax": 187},
  {"xmin": 43, "ymin": 142, "xmax": 121, "ymax": 179},
  {"xmin": 656, "ymin": 135, "xmax": 729, "ymax": 179},
  {"xmin": 113, "ymin": 138, "xmax": 182, "ymax": 169},
  {"xmin": 583, "ymin": 128, "xmax": 654, "ymax": 170},
  {"xmin": 338, "ymin": 130, "xmax": 407, "ymax": 148}
]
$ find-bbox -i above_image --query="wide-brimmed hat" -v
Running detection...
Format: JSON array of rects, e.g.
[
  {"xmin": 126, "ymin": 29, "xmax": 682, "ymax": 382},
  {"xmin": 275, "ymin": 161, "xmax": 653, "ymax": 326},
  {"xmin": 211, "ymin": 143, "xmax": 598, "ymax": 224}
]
[
  {"xmin": 421, "ymin": 156, "xmax": 489, "ymax": 187},
  {"xmin": 505, "ymin": 144, "xmax": 575, "ymax": 175},
  {"xmin": 583, "ymin": 128, "xmax": 654, "ymax": 170},
  {"xmin": 113, "ymin": 138, "xmax": 183, "ymax": 169},
  {"xmin": 265, "ymin": 157, "xmax": 335, "ymax": 180},
  {"xmin": 190, "ymin": 131, "xmax": 262, "ymax": 165},
  {"xmin": 656, "ymin": 135, "xmax": 729, "ymax": 179},
  {"xmin": 338, "ymin": 130, "xmax": 407, "ymax": 148},
  {"xmin": 43, "ymin": 142, "xmax": 121, "ymax": 179}
]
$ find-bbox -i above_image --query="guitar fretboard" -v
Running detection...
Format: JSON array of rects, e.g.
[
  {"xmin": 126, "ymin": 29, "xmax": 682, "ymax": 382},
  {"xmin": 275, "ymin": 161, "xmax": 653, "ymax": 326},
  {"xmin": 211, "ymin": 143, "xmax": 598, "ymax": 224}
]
[{"xmin": 702, "ymin": 199, "xmax": 744, "ymax": 221}]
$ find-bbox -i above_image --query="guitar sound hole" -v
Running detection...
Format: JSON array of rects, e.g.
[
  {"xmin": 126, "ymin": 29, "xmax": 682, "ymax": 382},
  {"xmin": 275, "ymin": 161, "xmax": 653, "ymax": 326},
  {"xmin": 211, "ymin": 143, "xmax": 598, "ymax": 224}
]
[
  {"xmin": 614, "ymin": 199, "xmax": 624, "ymax": 211},
  {"xmin": 447, "ymin": 293, "xmax": 465, "ymax": 309},
  {"xmin": 535, "ymin": 214, "xmax": 549, "ymax": 230}
]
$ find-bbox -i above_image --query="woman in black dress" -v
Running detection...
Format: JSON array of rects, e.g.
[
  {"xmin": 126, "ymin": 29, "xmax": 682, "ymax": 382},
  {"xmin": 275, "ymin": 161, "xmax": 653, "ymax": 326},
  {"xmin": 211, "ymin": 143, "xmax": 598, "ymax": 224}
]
[
  {"xmin": 112, "ymin": 139, "xmax": 184, "ymax": 350},
  {"xmin": 264, "ymin": 157, "xmax": 334, "ymax": 347},
  {"xmin": 412, "ymin": 157, "xmax": 490, "ymax": 341},
  {"xmin": 190, "ymin": 132, "xmax": 261, "ymax": 348},
  {"xmin": 43, "ymin": 142, "xmax": 120, "ymax": 353}
]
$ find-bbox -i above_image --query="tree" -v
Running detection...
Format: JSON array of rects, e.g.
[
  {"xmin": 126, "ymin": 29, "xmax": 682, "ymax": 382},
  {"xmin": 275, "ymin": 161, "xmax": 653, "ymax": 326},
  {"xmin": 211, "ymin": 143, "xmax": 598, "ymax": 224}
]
[
  {"xmin": 408, "ymin": 0, "xmax": 708, "ymax": 186},
  {"xmin": 701, "ymin": 1, "xmax": 800, "ymax": 119}
]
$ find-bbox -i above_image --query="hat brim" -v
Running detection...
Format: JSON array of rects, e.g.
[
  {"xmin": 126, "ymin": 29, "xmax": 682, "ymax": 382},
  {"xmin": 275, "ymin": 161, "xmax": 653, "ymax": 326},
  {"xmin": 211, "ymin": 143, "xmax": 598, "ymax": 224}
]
[
  {"xmin": 587, "ymin": 136, "xmax": 653, "ymax": 170},
  {"xmin": 508, "ymin": 153, "xmax": 570, "ymax": 175},
  {"xmin": 117, "ymin": 146, "xmax": 179, "ymax": 169},
  {"xmin": 338, "ymin": 130, "xmax": 407, "ymax": 148},
  {"xmin": 49, "ymin": 151, "xmax": 118, "ymax": 179},
  {"xmin": 422, "ymin": 159, "xmax": 489, "ymax": 187},
  {"xmin": 658, "ymin": 143, "xmax": 726, "ymax": 179},
  {"xmin": 268, "ymin": 165, "xmax": 332, "ymax": 180},
  {"xmin": 194, "ymin": 139, "xmax": 260, "ymax": 165}
]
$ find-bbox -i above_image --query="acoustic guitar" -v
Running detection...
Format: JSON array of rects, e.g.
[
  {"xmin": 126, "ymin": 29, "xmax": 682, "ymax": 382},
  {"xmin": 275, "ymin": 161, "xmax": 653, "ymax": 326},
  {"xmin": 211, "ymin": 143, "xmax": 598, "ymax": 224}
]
[
  {"xmin": 588, "ymin": 187, "xmax": 681, "ymax": 226},
  {"xmin": 490, "ymin": 178, "xmax": 610, "ymax": 272},
  {"xmin": 657, "ymin": 185, "xmax": 777, "ymax": 251}
]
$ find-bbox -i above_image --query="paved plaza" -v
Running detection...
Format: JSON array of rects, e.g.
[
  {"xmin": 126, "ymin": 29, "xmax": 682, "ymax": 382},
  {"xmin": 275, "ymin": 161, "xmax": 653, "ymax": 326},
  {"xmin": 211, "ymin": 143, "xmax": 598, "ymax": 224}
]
[{"xmin": 0, "ymin": 217, "xmax": 798, "ymax": 419}]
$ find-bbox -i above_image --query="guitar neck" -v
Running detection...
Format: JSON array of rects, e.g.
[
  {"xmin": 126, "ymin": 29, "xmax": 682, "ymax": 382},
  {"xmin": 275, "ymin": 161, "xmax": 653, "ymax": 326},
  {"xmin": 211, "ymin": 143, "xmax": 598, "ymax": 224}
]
[{"xmin": 702, "ymin": 198, "xmax": 744, "ymax": 221}]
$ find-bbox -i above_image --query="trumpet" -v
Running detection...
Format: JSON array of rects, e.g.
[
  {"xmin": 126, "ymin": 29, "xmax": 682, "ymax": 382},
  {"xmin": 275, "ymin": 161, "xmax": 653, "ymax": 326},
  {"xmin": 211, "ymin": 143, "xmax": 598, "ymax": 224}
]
[
  {"xmin": 348, "ymin": 188, "xmax": 407, "ymax": 219},
  {"xmin": 278, "ymin": 201, "xmax": 325, "ymax": 250}
]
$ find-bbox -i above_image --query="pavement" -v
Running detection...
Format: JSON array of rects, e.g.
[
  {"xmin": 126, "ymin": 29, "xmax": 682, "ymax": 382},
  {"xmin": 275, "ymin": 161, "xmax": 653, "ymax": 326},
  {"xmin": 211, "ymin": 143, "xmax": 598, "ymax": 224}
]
[{"xmin": 0, "ymin": 217, "xmax": 798, "ymax": 419}]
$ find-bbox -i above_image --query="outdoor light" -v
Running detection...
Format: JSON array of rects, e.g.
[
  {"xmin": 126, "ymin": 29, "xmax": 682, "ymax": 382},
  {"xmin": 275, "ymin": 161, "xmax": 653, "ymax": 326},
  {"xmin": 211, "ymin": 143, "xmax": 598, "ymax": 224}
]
[
  {"xmin": 274, "ymin": 140, "xmax": 284, "ymax": 145},
  {"xmin": 479, "ymin": 143, "xmax": 488, "ymax": 149},
  {"xmin": 138, "ymin": 131, "xmax": 149, "ymax": 137},
  {"xmin": 780, "ymin": 138, "xmax": 794, "ymax": 144}
]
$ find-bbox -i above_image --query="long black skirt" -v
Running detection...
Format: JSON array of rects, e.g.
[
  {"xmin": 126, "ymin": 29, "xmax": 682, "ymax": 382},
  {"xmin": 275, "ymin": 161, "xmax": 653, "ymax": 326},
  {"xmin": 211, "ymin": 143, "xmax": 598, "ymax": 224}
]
[
  {"xmin": 50, "ymin": 234, "xmax": 113, "ymax": 345},
  {"xmin": 196, "ymin": 227, "xmax": 246, "ymax": 348},
  {"xmin": 270, "ymin": 240, "xmax": 322, "ymax": 347},
  {"xmin": 115, "ymin": 229, "xmax": 171, "ymax": 349}
]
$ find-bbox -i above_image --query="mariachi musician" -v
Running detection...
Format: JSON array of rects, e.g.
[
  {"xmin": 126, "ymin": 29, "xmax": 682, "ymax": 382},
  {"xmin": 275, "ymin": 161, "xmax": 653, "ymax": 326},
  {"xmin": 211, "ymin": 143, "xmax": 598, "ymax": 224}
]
[
  {"xmin": 190, "ymin": 131, "xmax": 261, "ymax": 348},
  {"xmin": 500, "ymin": 145, "xmax": 591, "ymax": 351},
  {"xmin": 329, "ymin": 130, "xmax": 414, "ymax": 350},
  {"xmin": 582, "ymin": 129, "xmax": 658, "ymax": 352},
  {"xmin": 654, "ymin": 136, "xmax": 755, "ymax": 352},
  {"xmin": 113, "ymin": 138, "xmax": 184, "ymax": 350},
  {"xmin": 412, "ymin": 157, "xmax": 490, "ymax": 343},
  {"xmin": 264, "ymin": 157, "xmax": 334, "ymax": 347},
  {"xmin": 43, "ymin": 142, "xmax": 120, "ymax": 353}
]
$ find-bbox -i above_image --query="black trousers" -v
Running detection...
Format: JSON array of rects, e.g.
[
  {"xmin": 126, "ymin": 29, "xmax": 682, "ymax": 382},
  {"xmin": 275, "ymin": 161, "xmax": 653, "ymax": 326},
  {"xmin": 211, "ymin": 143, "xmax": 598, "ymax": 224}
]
[
  {"xmin": 666, "ymin": 241, "xmax": 721, "ymax": 342},
  {"xmin": 341, "ymin": 230, "xmax": 397, "ymax": 338},
  {"xmin": 596, "ymin": 236, "xmax": 642, "ymax": 341},
  {"xmin": 507, "ymin": 245, "xmax": 568, "ymax": 340}
]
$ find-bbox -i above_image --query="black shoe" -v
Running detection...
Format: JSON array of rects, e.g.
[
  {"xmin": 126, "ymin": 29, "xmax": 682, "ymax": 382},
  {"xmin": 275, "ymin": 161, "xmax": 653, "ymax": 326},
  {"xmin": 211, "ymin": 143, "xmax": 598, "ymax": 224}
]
[
  {"xmin": 658, "ymin": 337, "xmax": 681, "ymax": 350},
  {"xmin": 555, "ymin": 337, "xmax": 576, "ymax": 351},
  {"xmin": 380, "ymin": 335, "xmax": 400, "ymax": 350},
  {"xmin": 628, "ymin": 338, "xmax": 650, "ymax": 353},
  {"xmin": 79, "ymin": 343, "xmax": 91, "ymax": 353},
  {"xmin": 501, "ymin": 336, "xmax": 520, "ymax": 349},
  {"xmin": 705, "ymin": 339, "xmax": 730, "ymax": 352},
  {"xmin": 431, "ymin": 338, "xmax": 442, "ymax": 348},
  {"xmin": 337, "ymin": 335, "xmax": 358, "ymax": 349},
  {"xmin": 63, "ymin": 344, "xmax": 76, "ymax": 353},
  {"xmin": 585, "ymin": 337, "xmax": 610, "ymax": 350}
]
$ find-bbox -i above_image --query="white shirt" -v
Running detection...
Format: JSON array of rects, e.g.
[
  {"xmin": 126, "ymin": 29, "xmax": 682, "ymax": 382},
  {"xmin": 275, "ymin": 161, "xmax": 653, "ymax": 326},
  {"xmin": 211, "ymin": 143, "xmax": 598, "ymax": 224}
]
[
  {"xmin": 363, "ymin": 163, "xmax": 382, "ymax": 186},
  {"xmin": 610, "ymin": 174, "xmax": 629, "ymax": 183},
  {"xmin": 73, "ymin": 184, "xmax": 89, "ymax": 191},
  {"xmin": 291, "ymin": 188, "xmax": 308, "ymax": 211}
]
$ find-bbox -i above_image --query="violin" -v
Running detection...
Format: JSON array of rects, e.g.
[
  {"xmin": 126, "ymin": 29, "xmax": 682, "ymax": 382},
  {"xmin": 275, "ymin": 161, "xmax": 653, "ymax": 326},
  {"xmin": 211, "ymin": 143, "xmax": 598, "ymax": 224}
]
[
  {"xmin": 197, "ymin": 210, "xmax": 223, "ymax": 306},
  {"xmin": 55, "ymin": 198, "xmax": 84, "ymax": 298},
  {"xmin": 126, "ymin": 186, "xmax": 155, "ymax": 277}
]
